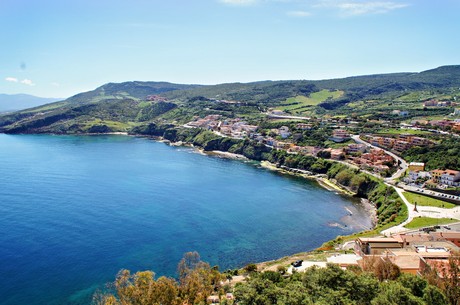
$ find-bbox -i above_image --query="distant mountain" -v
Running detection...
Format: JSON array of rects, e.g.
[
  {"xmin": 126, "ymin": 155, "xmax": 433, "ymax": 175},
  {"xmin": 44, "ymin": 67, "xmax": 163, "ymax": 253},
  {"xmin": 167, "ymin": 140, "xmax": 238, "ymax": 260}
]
[
  {"xmin": 63, "ymin": 81, "xmax": 200, "ymax": 105},
  {"xmin": 0, "ymin": 94, "xmax": 63, "ymax": 113},
  {"xmin": 1, "ymin": 65, "xmax": 459, "ymax": 134}
]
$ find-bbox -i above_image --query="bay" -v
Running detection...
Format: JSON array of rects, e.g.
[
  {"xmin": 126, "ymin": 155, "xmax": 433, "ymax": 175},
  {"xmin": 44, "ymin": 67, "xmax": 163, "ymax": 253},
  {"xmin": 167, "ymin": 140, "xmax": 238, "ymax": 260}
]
[{"xmin": 0, "ymin": 134, "xmax": 371, "ymax": 305}]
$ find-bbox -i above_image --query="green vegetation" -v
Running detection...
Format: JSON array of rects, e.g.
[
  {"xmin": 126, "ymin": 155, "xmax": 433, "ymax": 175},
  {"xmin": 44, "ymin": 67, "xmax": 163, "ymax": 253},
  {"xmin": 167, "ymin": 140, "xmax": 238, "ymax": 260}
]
[
  {"xmin": 95, "ymin": 251, "xmax": 460, "ymax": 305},
  {"xmin": 375, "ymin": 128, "xmax": 432, "ymax": 136},
  {"xmin": 403, "ymin": 192, "xmax": 456, "ymax": 209},
  {"xmin": 2, "ymin": 65, "xmax": 460, "ymax": 134},
  {"xmin": 277, "ymin": 90, "xmax": 344, "ymax": 115},
  {"xmin": 403, "ymin": 138, "xmax": 460, "ymax": 171},
  {"xmin": 404, "ymin": 217, "xmax": 458, "ymax": 229}
]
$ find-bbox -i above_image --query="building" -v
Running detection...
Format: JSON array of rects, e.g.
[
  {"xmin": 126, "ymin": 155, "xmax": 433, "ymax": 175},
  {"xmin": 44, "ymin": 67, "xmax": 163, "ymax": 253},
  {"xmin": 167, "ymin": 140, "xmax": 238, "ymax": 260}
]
[
  {"xmin": 279, "ymin": 126, "xmax": 291, "ymax": 139},
  {"xmin": 330, "ymin": 148, "xmax": 344, "ymax": 160},
  {"xmin": 409, "ymin": 162, "xmax": 425, "ymax": 172},
  {"xmin": 407, "ymin": 171, "xmax": 431, "ymax": 183},
  {"xmin": 431, "ymin": 169, "xmax": 460, "ymax": 186},
  {"xmin": 330, "ymin": 129, "xmax": 350, "ymax": 143},
  {"xmin": 346, "ymin": 144, "xmax": 367, "ymax": 154},
  {"xmin": 355, "ymin": 237, "xmax": 402, "ymax": 256},
  {"xmin": 431, "ymin": 232, "xmax": 460, "ymax": 247},
  {"xmin": 383, "ymin": 137, "xmax": 395, "ymax": 147},
  {"xmin": 393, "ymin": 140, "xmax": 410, "ymax": 152},
  {"xmin": 440, "ymin": 170, "xmax": 460, "ymax": 186},
  {"xmin": 296, "ymin": 123, "xmax": 312, "ymax": 130}
]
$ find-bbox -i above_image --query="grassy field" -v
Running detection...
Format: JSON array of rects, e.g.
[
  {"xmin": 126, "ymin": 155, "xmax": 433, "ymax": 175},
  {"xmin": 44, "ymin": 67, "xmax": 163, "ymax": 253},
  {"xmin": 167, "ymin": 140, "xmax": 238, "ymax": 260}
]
[
  {"xmin": 403, "ymin": 192, "xmax": 456, "ymax": 209},
  {"xmin": 404, "ymin": 217, "xmax": 458, "ymax": 229},
  {"xmin": 83, "ymin": 119, "xmax": 134, "ymax": 132},
  {"xmin": 277, "ymin": 90, "xmax": 343, "ymax": 115},
  {"xmin": 375, "ymin": 128, "xmax": 432, "ymax": 136}
]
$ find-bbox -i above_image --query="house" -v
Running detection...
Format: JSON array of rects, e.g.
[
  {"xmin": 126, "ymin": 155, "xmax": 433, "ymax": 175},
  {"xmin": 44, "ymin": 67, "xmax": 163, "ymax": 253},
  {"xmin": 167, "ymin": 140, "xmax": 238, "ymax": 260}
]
[
  {"xmin": 383, "ymin": 137, "xmax": 395, "ymax": 147},
  {"xmin": 440, "ymin": 170, "xmax": 460, "ymax": 186},
  {"xmin": 409, "ymin": 137, "xmax": 431, "ymax": 146},
  {"xmin": 392, "ymin": 110, "xmax": 409, "ymax": 116},
  {"xmin": 431, "ymin": 169, "xmax": 460, "ymax": 186},
  {"xmin": 330, "ymin": 129, "xmax": 350, "ymax": 142},
  {"xmin": 270, "ymin": 109, "xmax": 285, "ymax": 115},
  {"xmin": 330, "ymin": 148, "xmax": 344, "ymax": 160},
  {"xmin": 346, "ymin": 144, "xmax": 367, "ymax": 154},
  {"xmin": 387, "ymin": 255, "xmax": 424, "ymax": 275},
  {"xmin": 409, "ymin": 162, "xmax": 425, "ymax": 172},
  {"xmin": 370, "ymin": 136, "xmax": 384, "ymax": 146},
  {"xmin": 326, "ymin": 254, "xmax": 362, "ymax": 269},
  {"xmin": 408, "ymin": 171, "xmax": 431, "ymax": 183},
  {"xmin": 207, "ymin": 295, "xmax": 220, "ymax": 304},
  {"xmin": 393, "ymin": 140, "xmax": 410, "ymax": 152},
  {"xmin": 279, "ymin": 126, "xmax": 291, "ymax": 139},
  {"xmin": 424, "ymin": 100, "xmax": 438, "ymax": 107},
  {"xmin": 296, "ymin": 123, "xmax": 312, "ymax": 130},
  {"xmin": 431, "ymin": 169, "xmax": 445, "ymax": 183},
  {"xmin": 355, "ymin": 237, "xmax": 402, "ymax": 256},
  {"xmin": 431, "ymin": 232, "xmax": 460, "ymax": 247}
]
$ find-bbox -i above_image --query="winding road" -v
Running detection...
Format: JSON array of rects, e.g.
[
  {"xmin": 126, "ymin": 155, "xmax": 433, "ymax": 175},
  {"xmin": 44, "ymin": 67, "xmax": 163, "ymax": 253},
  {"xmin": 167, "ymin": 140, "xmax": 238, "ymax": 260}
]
[{"xmin": 352, "ymin": 135, "xmax": 459, "ymax": 235}]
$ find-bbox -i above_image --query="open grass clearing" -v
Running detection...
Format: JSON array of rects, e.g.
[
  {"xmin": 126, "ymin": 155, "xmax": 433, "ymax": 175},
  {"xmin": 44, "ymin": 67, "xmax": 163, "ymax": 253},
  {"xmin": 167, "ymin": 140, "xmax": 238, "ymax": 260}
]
[
  {"xmin": 404, "ymin": 217, "xmax": 458, "ymax": 229},
  {"xmin": 278, "ymin": 90, "xmax": 344, "ymax": 114},
  {"xmin": 375, "ymin": 128, "xmax": 432, "ymax": 136},
  {"xmin": 403, "ymin": 192, "xmax": 456, "ymax": 209}
]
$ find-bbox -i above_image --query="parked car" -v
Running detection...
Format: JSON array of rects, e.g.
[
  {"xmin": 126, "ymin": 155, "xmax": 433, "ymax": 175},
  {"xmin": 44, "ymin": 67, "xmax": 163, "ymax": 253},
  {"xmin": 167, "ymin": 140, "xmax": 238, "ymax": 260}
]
[{"xmin": 291, "ymin": 260, "xmax": 303, "ymax": 267}]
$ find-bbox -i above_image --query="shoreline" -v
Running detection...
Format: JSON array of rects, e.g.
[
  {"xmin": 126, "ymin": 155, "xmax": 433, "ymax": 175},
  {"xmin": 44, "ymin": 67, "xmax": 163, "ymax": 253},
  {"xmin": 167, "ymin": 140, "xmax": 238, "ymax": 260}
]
[
  {"xmin": 3, "ymin": 132, "xmax": 381, "ymax": 272},
  {"xmin": 260, "ymin": 160, "xmax": 356, "ymax": 197}
]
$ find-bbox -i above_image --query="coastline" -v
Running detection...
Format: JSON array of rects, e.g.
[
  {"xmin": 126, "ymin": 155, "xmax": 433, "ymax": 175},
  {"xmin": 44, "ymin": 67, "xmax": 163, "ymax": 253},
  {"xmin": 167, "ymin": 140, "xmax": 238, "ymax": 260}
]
[
  {"xmin": 3, "ymin": 132, "xmax": 381, "ymax": 274},
  {"xmin": 260, "ymin": 160, "xmax": 355, "ymax": 196}
]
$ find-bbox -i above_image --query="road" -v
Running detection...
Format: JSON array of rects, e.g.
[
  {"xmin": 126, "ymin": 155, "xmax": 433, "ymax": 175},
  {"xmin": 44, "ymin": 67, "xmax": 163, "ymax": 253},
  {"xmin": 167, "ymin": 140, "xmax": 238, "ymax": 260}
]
[
  {"xmin": 351, "ymin": 135, "xmax": 408, "ymax": 181},
  {"xmin": 266, "ymin": 113, "xmax": 311, "ymax": 120},
  {"xmin": 351, "ymin": 134, "xmax": 460, "ymax": 235},
  {"xmin": 381, "ymin": 186, "xmax": 460, "ymax": 235}
]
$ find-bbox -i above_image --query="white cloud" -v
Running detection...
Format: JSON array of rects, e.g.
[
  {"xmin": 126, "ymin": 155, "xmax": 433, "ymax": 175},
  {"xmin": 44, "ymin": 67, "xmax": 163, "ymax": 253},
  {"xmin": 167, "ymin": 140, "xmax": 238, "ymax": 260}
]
[
  {"xmin": 287, "ymin": 10, "xmax": 312, "ymax": 17},
  {"xmin": 21, "ymin": 79, "xmax": 35, "ymax": 86},
  {"xmin": 51, "ymin": 82, "xmax": 60, "ymax": 87},
  {"xmin": 219, "ymin": 0, "xmax": 259, "ymax": 5},
  {"xmin": 316, "ymin": 1, "xmax": 409, "ymax": 16},
  {"xmin": 5, "ymin": 77, "xmax": 18, "ymax": 82},
  {"xmin": 339, "ymin": 2, "xmax": 409, "ymax": 16}
]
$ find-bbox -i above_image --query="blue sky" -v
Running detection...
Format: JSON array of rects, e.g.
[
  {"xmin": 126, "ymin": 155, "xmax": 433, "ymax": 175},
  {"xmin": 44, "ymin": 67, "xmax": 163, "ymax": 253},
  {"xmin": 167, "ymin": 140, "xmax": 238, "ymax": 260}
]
[{"xmin": 1, "ymin": 0, "xmax": 459, "ymax": 98}]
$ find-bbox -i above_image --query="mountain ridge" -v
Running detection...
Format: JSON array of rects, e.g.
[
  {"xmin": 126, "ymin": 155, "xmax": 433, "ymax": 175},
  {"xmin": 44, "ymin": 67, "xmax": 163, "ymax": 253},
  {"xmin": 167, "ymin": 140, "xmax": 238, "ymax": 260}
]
[
  {"xmin": 0, "ymin": 94, "xmax": 63, "ymax": 113},
  {"xmin": 1, "ymin": 65, "xmax": 459, "ymax": 134}
]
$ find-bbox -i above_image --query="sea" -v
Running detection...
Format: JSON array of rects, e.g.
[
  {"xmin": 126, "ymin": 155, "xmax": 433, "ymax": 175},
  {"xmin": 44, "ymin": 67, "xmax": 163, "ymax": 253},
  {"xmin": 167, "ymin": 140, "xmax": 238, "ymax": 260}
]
[{"xmin": 0, "ymin": 134, "xmax": 372, "ymax": 305}]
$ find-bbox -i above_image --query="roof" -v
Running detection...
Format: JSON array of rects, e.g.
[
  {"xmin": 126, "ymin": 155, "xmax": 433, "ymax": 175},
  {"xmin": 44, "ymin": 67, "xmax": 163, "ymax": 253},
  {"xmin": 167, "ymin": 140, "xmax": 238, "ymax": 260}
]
[
  {"xmin": 432, "ymin": 232, "xmax": 460, "ymax": 240},
  {"xmin": 444, "ymin": 169, "xmax": 460, "ymax": 175},
  {"xmin": 388, "ymin": 255, "xmax": 422, "ymax": 270},
  {"xmin": 358, "ymin": 237, "xmax": 399, "ymax": 243},
  {"xmin": 393, "ymin": 233, "xmax": 431, "ymax": 244},
  {"xmin": 327, "ymin": 254, "xmax": 362, "ymax": 265},
  {"xmin": 409, "ymin": 162, "xmax": 425, "ymax": 166}
]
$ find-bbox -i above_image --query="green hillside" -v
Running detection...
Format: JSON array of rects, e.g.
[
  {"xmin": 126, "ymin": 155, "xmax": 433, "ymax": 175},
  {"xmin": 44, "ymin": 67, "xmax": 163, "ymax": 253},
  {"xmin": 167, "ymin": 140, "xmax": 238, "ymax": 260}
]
[{"xmin": 1, "ymin": 65, "xmax": 460, "ymax": 134}]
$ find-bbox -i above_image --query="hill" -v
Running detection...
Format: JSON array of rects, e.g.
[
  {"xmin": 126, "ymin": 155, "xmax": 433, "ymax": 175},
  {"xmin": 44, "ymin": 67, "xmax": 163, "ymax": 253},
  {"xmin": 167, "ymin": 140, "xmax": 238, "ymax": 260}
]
[
  {"xmin": 1, "ymin": 65, "xmax": 459, "ymax": 134},
  {"xmin": 0, "ymin": 94, "xmax": 63, "ymax": 113}
]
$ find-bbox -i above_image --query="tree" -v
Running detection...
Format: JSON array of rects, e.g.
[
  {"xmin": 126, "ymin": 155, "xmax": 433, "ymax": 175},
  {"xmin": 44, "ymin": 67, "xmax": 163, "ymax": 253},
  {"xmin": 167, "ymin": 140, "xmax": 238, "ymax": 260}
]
[
  {"xmin": 371, "ymin": 282, "xmax": 424, "ymax": 305},
  {"xmin": 423, "ymin": 285, "xmax": 448, "ymax": 305},
  {"xmin": 398, "ymin": 273, "xmax": 427, "ymax": 298}
]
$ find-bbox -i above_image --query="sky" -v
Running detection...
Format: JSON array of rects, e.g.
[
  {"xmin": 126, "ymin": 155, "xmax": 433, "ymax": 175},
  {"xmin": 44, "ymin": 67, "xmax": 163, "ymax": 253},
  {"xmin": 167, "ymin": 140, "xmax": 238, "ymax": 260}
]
[{"xmin": 0, "ymin": 0, "xmax": 459, "ymax": 98}]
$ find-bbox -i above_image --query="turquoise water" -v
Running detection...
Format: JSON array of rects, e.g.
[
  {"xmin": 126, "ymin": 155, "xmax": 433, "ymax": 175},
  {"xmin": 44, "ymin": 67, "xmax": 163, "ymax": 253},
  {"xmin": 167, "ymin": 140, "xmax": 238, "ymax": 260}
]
[{"xmin": 0, "ymin": 134, "xmax": 371, "ymax": 305}]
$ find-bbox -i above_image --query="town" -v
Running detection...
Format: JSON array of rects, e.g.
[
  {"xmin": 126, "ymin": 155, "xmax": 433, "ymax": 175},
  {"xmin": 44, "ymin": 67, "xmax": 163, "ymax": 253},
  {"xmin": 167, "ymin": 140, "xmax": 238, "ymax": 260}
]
[{"xmin": 184, "ymin": 111, "xmax": 460, "ymax": 200}]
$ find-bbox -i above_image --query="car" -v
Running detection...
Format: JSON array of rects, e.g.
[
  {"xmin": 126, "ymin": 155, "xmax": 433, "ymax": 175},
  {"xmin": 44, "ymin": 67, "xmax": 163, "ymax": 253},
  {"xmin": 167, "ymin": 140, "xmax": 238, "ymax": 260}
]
[{"xmin": 291, "ymin": 260, "xmax": 303, "ymax": 268}]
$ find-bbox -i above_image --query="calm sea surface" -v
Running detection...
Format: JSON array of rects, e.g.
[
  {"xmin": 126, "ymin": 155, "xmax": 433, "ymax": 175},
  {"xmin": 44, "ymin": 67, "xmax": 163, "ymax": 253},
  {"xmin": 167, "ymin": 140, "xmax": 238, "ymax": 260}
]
[{"xmin": 0, "ymin": 134, "xmax": 372, "ymax": 305}]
